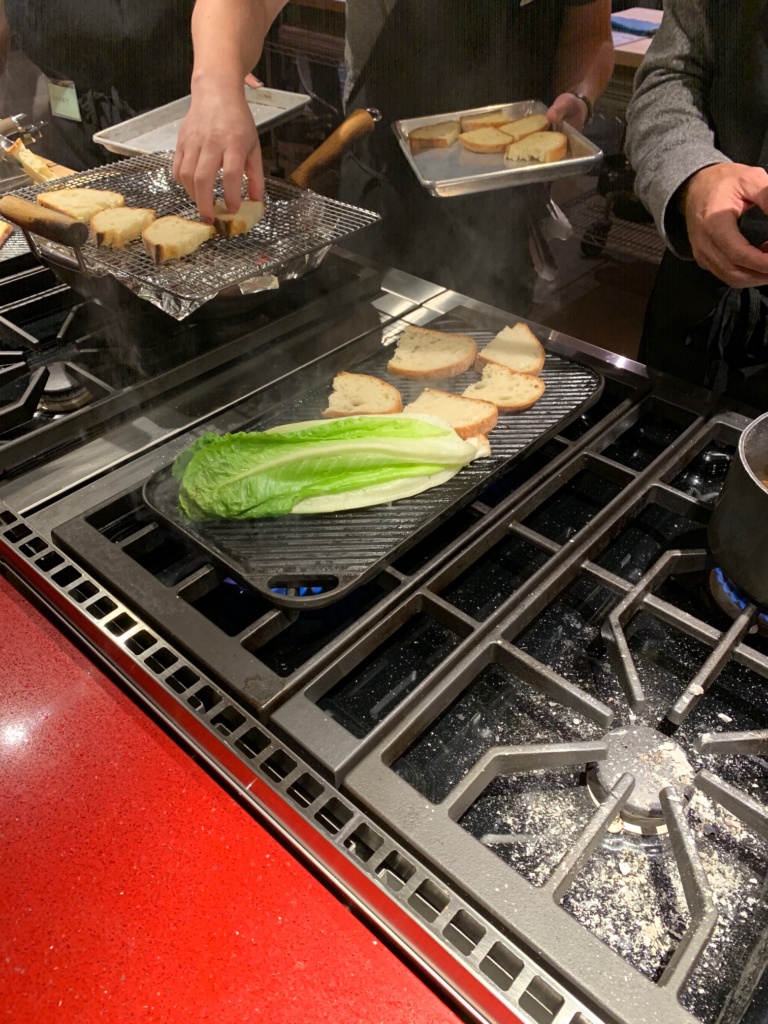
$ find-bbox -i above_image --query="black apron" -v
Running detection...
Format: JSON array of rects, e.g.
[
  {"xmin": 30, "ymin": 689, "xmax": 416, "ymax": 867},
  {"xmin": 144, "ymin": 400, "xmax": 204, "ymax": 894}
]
[
  {"xmin": 6, "ymin": 0, "xmax": 194, "ymax": 169},
  {"xmin": 340, "ymin": 0, "xmax": 569, "ymax": 314}
]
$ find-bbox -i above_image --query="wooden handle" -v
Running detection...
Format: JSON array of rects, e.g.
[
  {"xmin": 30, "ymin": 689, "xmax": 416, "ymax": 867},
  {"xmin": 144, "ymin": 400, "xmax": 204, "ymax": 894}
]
[
  {"xmin": 288, "ymin": 108, "xmax": 377, "ymax": 189},
  {"xmin": 0, "ymin": 195, "xmax": 88, "ymax": 249}
]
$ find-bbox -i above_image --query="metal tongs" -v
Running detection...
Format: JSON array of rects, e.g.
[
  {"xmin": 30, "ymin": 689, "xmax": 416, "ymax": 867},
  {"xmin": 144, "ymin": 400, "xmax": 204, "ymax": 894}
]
[{"xmin": 0, "ymin": 114, "xmax": 47, "ymax": 161}]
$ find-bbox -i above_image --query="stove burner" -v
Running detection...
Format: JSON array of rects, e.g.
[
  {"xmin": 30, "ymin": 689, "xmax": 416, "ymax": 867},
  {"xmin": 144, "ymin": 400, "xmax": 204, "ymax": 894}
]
[
  {"xmin": 709, "ymin": 567, "xmax": 768, "ymax": 636},
  {"xmin": 588, "ymin": 725, "xmax": 694, "ymax": 835},
  {"xmin": 38, "ymin": 362, "xmax": 93, "ymax": 414}
]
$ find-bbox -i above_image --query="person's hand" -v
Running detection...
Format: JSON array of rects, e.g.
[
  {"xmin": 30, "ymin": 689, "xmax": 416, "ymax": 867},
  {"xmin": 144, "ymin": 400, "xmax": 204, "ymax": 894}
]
[
  {"xmin": 681, "ymin": 163, "xmax": 768, "ymax": 288},
  {"xmin": 173, "ymin": 80, "xmax": 264, "ymax": 222},
  {"xmin": 546, "ymin": 92, "xmax": 589, "ymax": 131}
]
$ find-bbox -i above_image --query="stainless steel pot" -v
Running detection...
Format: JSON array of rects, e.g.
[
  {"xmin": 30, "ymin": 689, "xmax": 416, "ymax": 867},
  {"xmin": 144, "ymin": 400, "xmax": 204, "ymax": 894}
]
[{"xmin": 708, "ymin": 410, "xmax": 768, "ymax": 604}]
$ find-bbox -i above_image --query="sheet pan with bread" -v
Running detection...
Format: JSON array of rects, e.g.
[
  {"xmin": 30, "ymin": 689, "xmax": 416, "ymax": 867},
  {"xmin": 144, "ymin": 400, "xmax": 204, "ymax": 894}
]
[
  {"xmin": 143, "ymin": 311, "xmax": 602, "ymax": 609},
  {"xmin": 0, "ymin": 151, "xmax": 380, "ymax": 318},
  {"xmin": 395, "ymin": 100, "xmax": 602, "ymax": 197}
]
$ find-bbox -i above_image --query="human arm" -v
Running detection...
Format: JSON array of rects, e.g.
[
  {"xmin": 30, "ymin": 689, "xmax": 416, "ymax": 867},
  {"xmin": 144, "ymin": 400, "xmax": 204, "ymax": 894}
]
[
  {"xmin": 546, "ymin": 0, "xmax": 614, "ymax": 131},
  {"xmin": 174, "ymin": 0, "xmax": 288, "ymax": 220},
  {"xmin": 625, "ymin": 0, "xmax": 768, "ymax": 286}
]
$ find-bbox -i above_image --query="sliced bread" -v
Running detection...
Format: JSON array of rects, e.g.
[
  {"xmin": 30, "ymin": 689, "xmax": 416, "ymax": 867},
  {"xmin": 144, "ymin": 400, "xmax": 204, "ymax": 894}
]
[
  {"xmin": 8, "ymin": 139, "xmax": 57, "ymax": 183},
  {"xmin": 505, "ymin": 131, "xmax": 567, "ymax": 164},
  {"xmin": 142, "ymin": 215, "xmax": 216, "ymax": 265},
  {"xmin": 37, "ymin": 187, "xmax": 125, "ymax": 222},
  {"xmin": 409, "ymin": 120, "xmax": 461, "ymax": 150},
  {"xmin": 388, "ymin": 325, "xmax": 477, "ymax": 380},
  {"xmin": 90, "ymin": 206, "xmax": 157, "ymax": 248},
  {"xmin": 403, "ymin": 388, "xmax": 498, "ymax": 440},
  {"xmin": 322, "ymin": 372, "xmax": 403, "ymax": 417},
  {"xmin": 212, "ymin": 199, "xmax": 265, "ymax": 238},
  {"xmin": 0, "ymin": 219, "xmax": 13, "ymax": 249},
  {"xmin": 462, "ymin": 363, "xmax": 545, "ymax": 411},
  {"xmin": 460, "ymin": 109, "xmax": 511, "ymax": 132},
  {"xmin": 499, "ymin": 113, "xmax": 550, "ymax": 143},
  {"xmin": 458, "ymin": 127, "xmax": 511, "ymax": 154},
  {"xmin": 476, "ymin": 323, "xmax": 546, "ymax": 376}
]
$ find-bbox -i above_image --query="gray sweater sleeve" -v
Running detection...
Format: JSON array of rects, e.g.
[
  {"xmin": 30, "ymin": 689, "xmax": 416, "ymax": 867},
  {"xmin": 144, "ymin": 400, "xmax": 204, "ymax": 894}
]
[{"xmin": 625, "ymin": 0, "xmax": 730, "ymax": 259}]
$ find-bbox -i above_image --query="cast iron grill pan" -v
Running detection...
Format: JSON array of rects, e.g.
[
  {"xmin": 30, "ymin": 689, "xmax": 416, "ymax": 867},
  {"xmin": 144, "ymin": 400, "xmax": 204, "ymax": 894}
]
[
  {"xmin": 143, "ymin": 313, "xmax": 602, "ymax": 608},
  {"xmin": 12, "ymin": 152, "xmax": 380, "ymax": 316}
]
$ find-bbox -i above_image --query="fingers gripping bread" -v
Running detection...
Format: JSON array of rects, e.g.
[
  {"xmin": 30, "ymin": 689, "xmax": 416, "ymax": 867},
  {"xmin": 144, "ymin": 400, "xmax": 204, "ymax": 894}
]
[
  {"xmin": 462, "ymin": 362, "xmax": 546, "ymax": 411},
  {"xmin": 475, "ymin": 323, "xmax": 546, "ymax": 376},
  {"xmin": 388, "ymin": 325, "xmax": 477, "ymax": 380},
  {"xmin": 322, "ymin": 372, "xmax": 403, "ymax": 417},
  {"xmin": 142, "ymin": 215, "xmax": 216, "ymax": 265},
  {"xmin": 403, "ymin": 388, "xmax": 498, "ymax": 439}
]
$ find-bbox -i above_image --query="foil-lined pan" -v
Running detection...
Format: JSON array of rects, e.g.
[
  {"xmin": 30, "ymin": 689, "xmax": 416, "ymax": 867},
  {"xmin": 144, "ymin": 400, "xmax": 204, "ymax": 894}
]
[{"xmin": 10, "ymin": 152, "xmax": 380, "ymax": 318}]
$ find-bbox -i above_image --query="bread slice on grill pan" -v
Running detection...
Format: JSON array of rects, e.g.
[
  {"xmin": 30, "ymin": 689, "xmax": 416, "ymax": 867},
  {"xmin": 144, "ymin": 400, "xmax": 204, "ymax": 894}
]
[
  {"xmin": 462, "ymin": 362, "xmax": 545, "ymax": 410},
  {"xmin": 90, "ymin": 206, "xmax": 157, "ymax": 248},
  {"xmin": 403, "ymin": 388, "xmax": 498, "ymax": 439},
  {"xmin": 37, "ymin": 187, "xmax": 125, "ymax": 222},
  {"xmin": 475, "ymin": 323, "xmax": 546, "ymax": 375},
  {"xmin": 212, "ymin": 199, "xmax": 265, "ymax": 238},
  {"xmin": 388, "ymin": 324, "xmax": 477, "ymax": 380},
  {"xmin": 0, "ymin": 219, "xmax": 13, "ymax": 248},
  {"xmin": 322, "ymin": 372, "xmax": 403, "ymax": 417},
  {"xmin": 142, "ymin": 215, "xmax": 216, "ymax": 265}
]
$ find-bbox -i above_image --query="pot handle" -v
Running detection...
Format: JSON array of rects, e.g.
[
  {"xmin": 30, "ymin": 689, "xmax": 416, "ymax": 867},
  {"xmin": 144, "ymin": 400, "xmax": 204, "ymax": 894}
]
[
  {"xmin": 287, "ymin": 108, "xmax": 380, "ymax": 190},
  {"xmin": 0, "ymin": 194, "xmax": 88, "ymax": 249}
]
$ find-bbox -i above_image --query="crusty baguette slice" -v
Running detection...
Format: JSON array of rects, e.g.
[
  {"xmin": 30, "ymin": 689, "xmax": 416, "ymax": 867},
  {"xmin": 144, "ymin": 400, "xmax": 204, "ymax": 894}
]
[
  {"xmin": 409, "ymin": 120, "xmax": 461, "ymax": 151},
  {"xmin": 90, "ymin": 206, "xmax": 156, "ymax": 248},
  {"xmin": 475, "ymin": 323, "xmax": 546, "ymax": 376},
  {"xmin": 460, "ymin": 109, "xmax": 511, "ymax": 132},
  {"xmin": 388, "ymin": 325, "xmax": 477, "ymax": 380},
  {"xmin": 322, "ymin": 372, "xmax": 403, "ymax": 417},
  {"xmin": 458, "ymin": 127, "xmax": 511, "ymax": 154},
  {"xmin": 142, "ymin": 215, "xmax": 216, "ymax": 265},
  {"xmin": 505, "ymin": 131, "xmax": 567, "ymax": 164},
  {"xmin": 8, "ymin": 139, "xmax": 57, "ymax": 183},
  {"xmin": 0, "ymin": 219, "xmax": 13, "ymax": 249},
  {"xmin": 462, "ymin": 362, "xmax": 545, "ymax": 411},
  {"xmin": 403, "ymin": 388, "xmax": 498, "ymax": 440},
  {"xmin": 499, "ymin": 113, "xmax": 550, "ymax": 142},
  {"xmin": 37, "ymin": 187, "xmax": 125, "ymax": 222},
  {"xmin": 212, "ymin": 199, "xmax": 265, "ymax": 238}
]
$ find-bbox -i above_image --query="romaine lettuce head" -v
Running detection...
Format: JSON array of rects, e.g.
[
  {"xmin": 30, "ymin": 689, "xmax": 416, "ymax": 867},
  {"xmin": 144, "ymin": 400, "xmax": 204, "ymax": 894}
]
[{"xmin": 173, "ymin": 414, "xmax": 485, "ymax": 520}]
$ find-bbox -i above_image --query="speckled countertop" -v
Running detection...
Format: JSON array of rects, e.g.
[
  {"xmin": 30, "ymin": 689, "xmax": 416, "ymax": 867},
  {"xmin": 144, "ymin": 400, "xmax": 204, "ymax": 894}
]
[{"xmin": 0, "ymin": 574, "xmax": 461, "ymax": 1024}]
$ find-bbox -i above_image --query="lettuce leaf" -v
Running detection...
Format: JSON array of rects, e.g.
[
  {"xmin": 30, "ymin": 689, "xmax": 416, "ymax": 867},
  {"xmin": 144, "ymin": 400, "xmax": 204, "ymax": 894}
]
[{"xmin": 173, "ymin": 414, "xmax": 484, "ymax": 520}]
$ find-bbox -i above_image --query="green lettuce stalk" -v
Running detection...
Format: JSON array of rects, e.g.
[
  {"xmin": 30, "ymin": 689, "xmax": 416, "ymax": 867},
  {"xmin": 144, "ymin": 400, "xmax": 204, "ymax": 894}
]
[{"xmin": 173, "ymin": 414, "xmax": 488, "ymax": 520}]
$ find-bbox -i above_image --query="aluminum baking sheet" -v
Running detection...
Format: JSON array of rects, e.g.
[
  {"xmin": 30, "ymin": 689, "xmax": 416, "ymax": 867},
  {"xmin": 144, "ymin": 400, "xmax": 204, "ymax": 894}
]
[
  {"xmin": 394, "ymin": 100, "xmax": 603, "ymax": 198},
  {"xmin": 93, "ymin": 87, "xmax": 311, "ymax": 157},
  {"xmin": 143, "ymin": 310, "xmax": 603, "ymax": 609},
  {"xmin": 12, "ymin": 152, "xmax": 379, "ymax": 318}
]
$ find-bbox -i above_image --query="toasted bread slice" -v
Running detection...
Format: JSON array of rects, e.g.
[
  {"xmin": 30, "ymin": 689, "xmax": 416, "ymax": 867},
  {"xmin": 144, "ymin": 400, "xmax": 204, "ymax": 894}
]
[
  {"xmin": 90, "ymin": 206, "xmax": 157, "ymax": 248},
  {"xmin": 0, "ymin": 219, "xmax": 13, "ymax": 249},
  {"xmin": 388, "ymin": 325, "xmax": 477, "ymax": 380},
  {"xmin": 505, "ymin": 131, "xmax": 567, "ymax": 164},
  {"xmin": 8, "ymin": 139, "xmax": 57, "ymax": 183},
  {"xmin": 403, "ymin": 388, "xmax": 498, "ymax": 439},
  {"xmin": 212, "ymin": 199, "xmax": 265, "ymax": 238},
  {"xmin": 142, "ymin": 215, "xmax": 216, "ymax": 265},
  {"xmin": 37, "ymin": 187, "xmax": 125, "ymax": 222},
  {"xmin": 476, "ymin": 323, "xmax": 546, "ymax": 376},
  {"xmin": 409, "ymin": 120, "xmax": 461, "ymax": 151},
  {"xmin": 499, "ymin": 113, "xmax": 550, "ymax": 142},
  {"xmin": 322, "ymin": 372, "xmax": 403, "ymax": 417},
  {"xmin": 462, "ymin": 362, "xmax": 545, "ymax": 411},
  {"xmin": 459, "ymin": 109, "xmax": 511, "ymax": 132},
  {"xmin": 458, "ymin": 127, "xmax": 511, "ymax": 154}
]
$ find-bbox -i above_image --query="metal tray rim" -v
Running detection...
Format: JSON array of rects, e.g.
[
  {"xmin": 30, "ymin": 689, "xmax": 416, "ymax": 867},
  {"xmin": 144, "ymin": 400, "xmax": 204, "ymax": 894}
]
[{"xmin": 394, "ymin": 100, "xmax": 603, "ymax": 197}]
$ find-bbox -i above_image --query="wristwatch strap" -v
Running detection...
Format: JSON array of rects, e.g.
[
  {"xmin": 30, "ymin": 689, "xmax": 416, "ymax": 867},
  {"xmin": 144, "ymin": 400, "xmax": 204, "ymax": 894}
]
[{"xmin": 568, "ymin": 91, "xmax": 594, "ymax": 127}]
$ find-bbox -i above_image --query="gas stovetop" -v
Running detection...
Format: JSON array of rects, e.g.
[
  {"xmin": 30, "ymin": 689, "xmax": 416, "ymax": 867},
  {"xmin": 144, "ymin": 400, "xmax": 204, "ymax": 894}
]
[{"xmin": 1, "ymin": 255, "xmax": 767, "ymax": 1024}]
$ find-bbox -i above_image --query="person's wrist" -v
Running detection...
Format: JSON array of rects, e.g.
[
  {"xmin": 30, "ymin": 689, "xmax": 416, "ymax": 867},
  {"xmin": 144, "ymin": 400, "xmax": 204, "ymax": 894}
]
[
  {"xmin": 567, "ymin": 91, "xmax": 593, "ymax": 126},
  {"xmin": 191, "ymin": 68, "xmax": 246, "ymax": 97}
]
